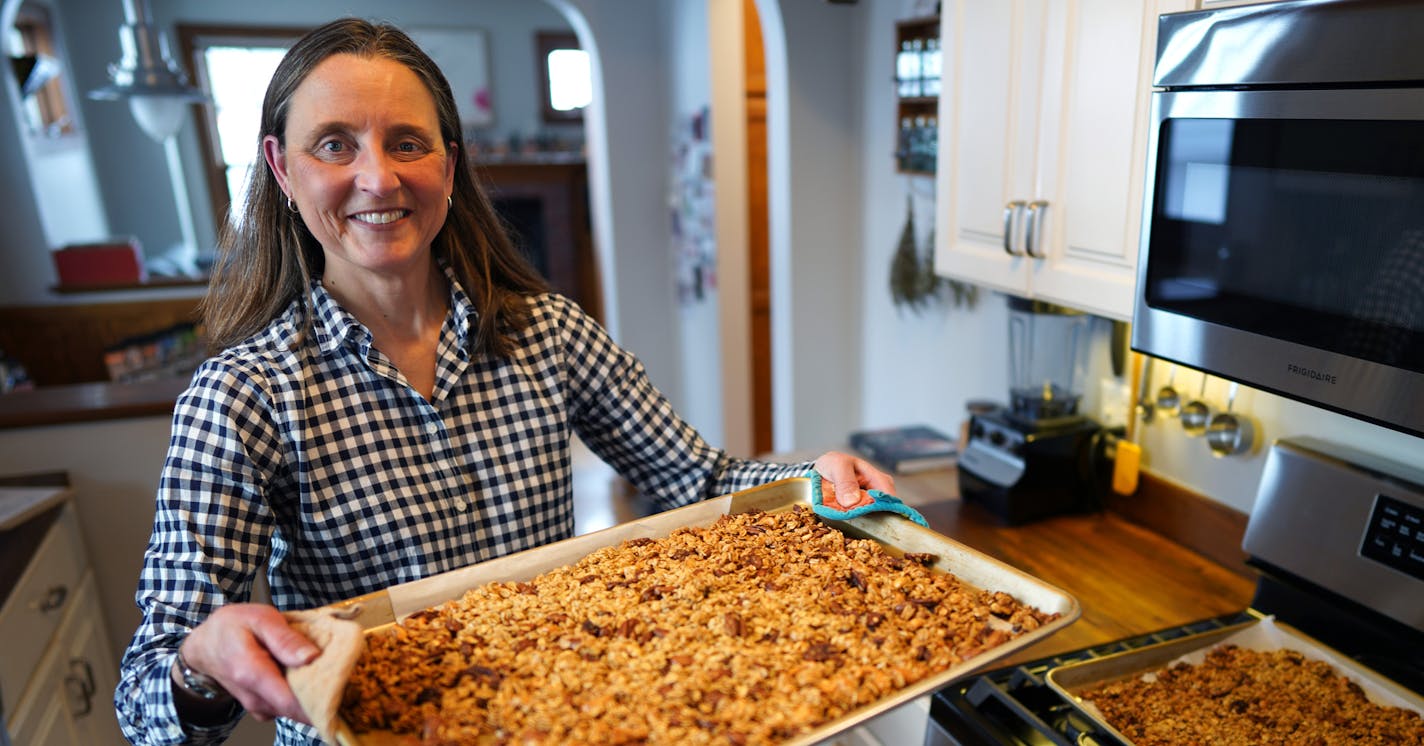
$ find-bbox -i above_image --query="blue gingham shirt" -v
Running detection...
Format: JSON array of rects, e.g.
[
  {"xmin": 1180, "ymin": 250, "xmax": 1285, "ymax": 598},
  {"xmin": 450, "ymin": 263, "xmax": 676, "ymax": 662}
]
[{"xmin": 115, "ymin": 271, "xmax": 806, "ymax": 745}]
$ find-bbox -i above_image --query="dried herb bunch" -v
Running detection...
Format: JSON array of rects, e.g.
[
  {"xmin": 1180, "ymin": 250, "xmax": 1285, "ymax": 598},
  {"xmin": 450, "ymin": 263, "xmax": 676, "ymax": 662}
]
[{"xmin": 889, "ymin": 196, "xmax": 977, "ymax": 313}]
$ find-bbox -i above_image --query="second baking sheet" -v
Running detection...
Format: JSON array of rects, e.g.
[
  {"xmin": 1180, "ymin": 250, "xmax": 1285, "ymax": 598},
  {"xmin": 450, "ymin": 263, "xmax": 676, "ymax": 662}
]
[{"xmin": 1046, "ymin": 616, "xmax": 1424, "ymax": 745}]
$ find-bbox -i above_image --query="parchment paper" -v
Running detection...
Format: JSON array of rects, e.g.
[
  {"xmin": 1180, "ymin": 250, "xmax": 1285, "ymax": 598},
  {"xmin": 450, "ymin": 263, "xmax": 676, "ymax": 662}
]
[{"xmin": 284, "ymin": 608, "xmax": 367, "ymax": 745}]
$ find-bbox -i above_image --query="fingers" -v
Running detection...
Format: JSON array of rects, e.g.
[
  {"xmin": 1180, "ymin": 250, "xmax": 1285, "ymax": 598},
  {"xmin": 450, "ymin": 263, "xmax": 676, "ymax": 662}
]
[
  {"xmin": 813, "ymin": 451, "xmax": 896, "ymax": 506},
  {"xmin": 855, "ymin": 458, "xmax": 896, "ymax": 494},
  {"xmin": 257, "ymin": 614, "xmax": 322, "ymax": 668},
  {"xmin": 183, "ymin": 603, "xmax": 319, "ymax": 724}
]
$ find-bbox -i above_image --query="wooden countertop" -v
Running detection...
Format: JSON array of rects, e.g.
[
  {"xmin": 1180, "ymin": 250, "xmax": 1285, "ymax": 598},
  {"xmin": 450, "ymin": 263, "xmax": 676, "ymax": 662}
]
[
  {"xmin": 0, "ymin": 378, "xmax": 186, "ymax": 430},
  {"xmin": 888, "ymin": 467, "xmax": 1256, "ymax": 665}
]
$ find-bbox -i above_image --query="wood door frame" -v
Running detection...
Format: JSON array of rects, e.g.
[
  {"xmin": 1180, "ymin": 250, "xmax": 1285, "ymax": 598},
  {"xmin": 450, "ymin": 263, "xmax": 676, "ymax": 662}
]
[{"xmin": 744, "ymin": 0, "xmax": 772, "ymax": 456}]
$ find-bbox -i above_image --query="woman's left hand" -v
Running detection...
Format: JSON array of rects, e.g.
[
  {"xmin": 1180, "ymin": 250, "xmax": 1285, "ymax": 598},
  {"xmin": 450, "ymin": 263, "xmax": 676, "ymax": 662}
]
[{"xmin": 813, "ymin": 452, "xmax": 896, "ymax": 507}]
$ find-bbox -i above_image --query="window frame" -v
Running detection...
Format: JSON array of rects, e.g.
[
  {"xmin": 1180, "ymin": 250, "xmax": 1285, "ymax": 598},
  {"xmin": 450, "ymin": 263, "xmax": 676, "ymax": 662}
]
[
  {"xmin": 10, "ymin": 1, "xmax": 80, "ymax": 142},
  {"xmin": 536, "ymin": 31, "xmax": 585, "ymax": 124},
  {"xmin": 176, "ymin": 24, "xmax": 308, "ymax": 232}
]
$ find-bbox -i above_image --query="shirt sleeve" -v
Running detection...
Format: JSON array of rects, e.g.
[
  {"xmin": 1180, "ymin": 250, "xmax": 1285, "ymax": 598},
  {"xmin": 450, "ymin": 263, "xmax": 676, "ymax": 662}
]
[
  {"xmin": 550, "ymin": 296, "xmax": 810, "ymax": 511},
  {"xmin": 114, "ymin": 357, "xmax": 284, "ymax": 745}
]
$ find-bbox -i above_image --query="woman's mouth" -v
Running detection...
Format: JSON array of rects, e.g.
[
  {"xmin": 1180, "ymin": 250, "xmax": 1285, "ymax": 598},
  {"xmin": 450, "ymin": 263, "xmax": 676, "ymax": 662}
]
[{"xmin": 351, "ymin": 209, "xmax": 410, "ymax": 225}]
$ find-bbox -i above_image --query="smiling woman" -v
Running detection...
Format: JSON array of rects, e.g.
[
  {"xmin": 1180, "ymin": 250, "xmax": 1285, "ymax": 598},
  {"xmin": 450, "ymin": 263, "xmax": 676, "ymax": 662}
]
[
  {"xmin": 262, "ymin": 53, "xmax": 457, "ymax": 399},
  {"xmin": 263, "ymin": 55, "xmax": 455, "ymax": 287},
  {"xmin": 114, "ymin": 18, "xmax": 888, "ymax": 746}
]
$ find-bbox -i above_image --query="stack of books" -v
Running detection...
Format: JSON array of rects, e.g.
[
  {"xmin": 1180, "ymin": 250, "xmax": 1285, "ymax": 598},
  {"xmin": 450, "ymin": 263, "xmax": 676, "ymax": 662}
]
[{"xmin": 849, "ymin": 424, "xmax": 957, "ymax": 474}]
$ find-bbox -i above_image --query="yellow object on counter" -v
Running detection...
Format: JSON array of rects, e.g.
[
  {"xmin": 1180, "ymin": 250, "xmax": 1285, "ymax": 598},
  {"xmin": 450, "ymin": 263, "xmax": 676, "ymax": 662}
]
[{"xmin": 1113, "ymin": 439, "xmax": 1141, "ymax": 495}]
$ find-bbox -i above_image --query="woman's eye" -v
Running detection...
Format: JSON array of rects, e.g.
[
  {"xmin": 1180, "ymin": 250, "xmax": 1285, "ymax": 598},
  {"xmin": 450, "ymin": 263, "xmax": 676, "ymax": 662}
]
[
  {"xmin": 396, "ymin": 141, "xmax": 423, "ymax": 154},
  {"xmin": 320, "ymin": 140, "xmax": 346, "ymax": 153}
]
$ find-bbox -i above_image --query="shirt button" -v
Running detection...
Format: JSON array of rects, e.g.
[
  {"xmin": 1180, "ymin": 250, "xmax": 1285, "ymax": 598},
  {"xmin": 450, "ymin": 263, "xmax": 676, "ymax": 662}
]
[
  {"xmin": 453, "ymin": 498, "xmax": 469, "ymax": 511},
  {"xmin": 426, "ymin": 421, "xmax": 440, "ymax": 435}
]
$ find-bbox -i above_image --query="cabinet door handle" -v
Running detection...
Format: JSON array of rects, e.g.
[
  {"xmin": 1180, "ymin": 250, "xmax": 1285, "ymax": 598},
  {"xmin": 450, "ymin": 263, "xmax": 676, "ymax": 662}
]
[
  {"xmin": 30, "ymin": 584, "xmax": 68, "ymax": 613},
  {"xmin": 1025, "ymin": 200, "xmax": 1050, "ymax": 259},
  {"xmin": 1003, "ymin": 200, "xmax": 1026, "ymax": 256},
  {"xmin": 65, "ymin": 658, "xmax": 96, "ymax": 718}
]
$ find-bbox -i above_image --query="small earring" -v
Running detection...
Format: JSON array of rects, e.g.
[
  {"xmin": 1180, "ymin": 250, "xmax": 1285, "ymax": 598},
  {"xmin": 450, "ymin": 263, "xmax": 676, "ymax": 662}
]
[
  {"xmin": 447, "ymin": 195, "xmax": 453, "ymax": 208},
  {"xmin": 286, "ymin": 196, "xmax": 297, "ymax": 213}
]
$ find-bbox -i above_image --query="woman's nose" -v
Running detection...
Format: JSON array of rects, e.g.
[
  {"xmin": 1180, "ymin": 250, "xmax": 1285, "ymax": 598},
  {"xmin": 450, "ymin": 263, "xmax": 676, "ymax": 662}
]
[{"xmin": 353, "ymin": 150, "xmax": 400, "ymax": 195}]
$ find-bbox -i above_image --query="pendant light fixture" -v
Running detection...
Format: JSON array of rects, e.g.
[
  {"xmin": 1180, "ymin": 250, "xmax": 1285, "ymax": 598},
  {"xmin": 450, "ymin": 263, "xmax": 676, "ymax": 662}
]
[
  {"xmin": 88, "ymin": 0, "xmax": 206, "ymax": 142},
  {"xmin": 88, "ymin": 0, "xmax": 208, "ymax": 275}
]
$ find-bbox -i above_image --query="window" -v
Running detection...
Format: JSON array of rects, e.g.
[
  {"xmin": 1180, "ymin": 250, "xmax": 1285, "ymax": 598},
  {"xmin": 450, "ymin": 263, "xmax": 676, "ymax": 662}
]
[
  {"xmin": 178, "ymin": 25, "xmax": 306, "ymax": 228},
  {"xmin": 537, "ymin": 31, "xmax": 590, "ymax": 123},
  {"xmin": 9, "ymin": 2, "xmax": 76, "ymax": 139}
]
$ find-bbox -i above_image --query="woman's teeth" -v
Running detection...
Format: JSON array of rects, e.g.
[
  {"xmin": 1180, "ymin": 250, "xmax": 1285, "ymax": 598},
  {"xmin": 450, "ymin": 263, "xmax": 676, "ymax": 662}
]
[{"xmin": 353, "ymin": 210, "xmax": 406, "ymax": 225}]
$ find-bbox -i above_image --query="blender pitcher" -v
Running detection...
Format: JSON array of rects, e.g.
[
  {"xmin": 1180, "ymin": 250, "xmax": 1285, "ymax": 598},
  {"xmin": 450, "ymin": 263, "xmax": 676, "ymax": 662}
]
[{"xmin": 1007, "ymin": 297, "xmax": 1092, "ymax": 424}]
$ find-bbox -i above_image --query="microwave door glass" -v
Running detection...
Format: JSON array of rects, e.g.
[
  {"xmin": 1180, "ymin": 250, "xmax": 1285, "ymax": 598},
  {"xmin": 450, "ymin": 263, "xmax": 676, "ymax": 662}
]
[{"xmin": 1143, "ymin": 117, "xmax": 1424, "ymax": 375}]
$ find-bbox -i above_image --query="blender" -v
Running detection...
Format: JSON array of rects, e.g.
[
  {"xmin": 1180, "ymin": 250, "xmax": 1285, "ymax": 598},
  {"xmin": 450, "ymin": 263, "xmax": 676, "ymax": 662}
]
[{"xmin": 957, "ymin": 297, "xmax": 1108, "ymax": 524}]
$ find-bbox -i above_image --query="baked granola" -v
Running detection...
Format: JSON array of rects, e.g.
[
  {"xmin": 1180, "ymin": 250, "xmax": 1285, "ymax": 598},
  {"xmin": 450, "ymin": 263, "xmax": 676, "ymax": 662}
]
[
  {"xmin": 1081, "ymin": 644, "xmax": 1424, "ymax": 745},
  {"xmin": 340, "ymin": 505, "xmax": 1057, "ymax": 744}
]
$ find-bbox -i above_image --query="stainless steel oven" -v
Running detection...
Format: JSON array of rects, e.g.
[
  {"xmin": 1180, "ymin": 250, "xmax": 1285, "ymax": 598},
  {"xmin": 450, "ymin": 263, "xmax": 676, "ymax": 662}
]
[{"xmin": 1131, "ymin": 0, "xmax": 1424, "ymax": 438}]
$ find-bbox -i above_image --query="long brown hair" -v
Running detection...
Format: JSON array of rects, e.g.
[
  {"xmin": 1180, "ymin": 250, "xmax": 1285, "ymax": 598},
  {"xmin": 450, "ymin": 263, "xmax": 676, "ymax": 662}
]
[{"xmin": 200, "ymin": 18, "xmax": 547, "ymax": 357}]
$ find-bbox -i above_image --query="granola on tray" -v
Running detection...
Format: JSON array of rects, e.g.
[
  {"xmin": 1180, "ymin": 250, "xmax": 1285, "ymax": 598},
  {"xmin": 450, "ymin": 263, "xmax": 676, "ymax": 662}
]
[
  {"xmin": 1081, "ymin": 644, "xmax": 1424, "ymax": 746},
  {"xmin": 341, "ymin": 505, "xmax": 1057, "ymax": 744}
]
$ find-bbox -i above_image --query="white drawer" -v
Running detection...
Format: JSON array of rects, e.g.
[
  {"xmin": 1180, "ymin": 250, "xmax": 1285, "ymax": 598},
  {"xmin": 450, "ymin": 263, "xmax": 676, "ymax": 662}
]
[
  {"xmin": 0, "ymin": 502, "xmax": 86, "ymax": 718},
  {"xmin": 9, "ymin": 571, "xmax": 124, "ymax": 746}
]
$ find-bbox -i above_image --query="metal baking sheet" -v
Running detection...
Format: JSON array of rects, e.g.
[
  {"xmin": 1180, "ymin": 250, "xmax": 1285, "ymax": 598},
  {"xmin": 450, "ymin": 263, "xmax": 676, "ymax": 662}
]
[
  {"xmin": 313, "ymin": 476, "xmax": 1081, "ymax": 745},
  {"xmin": 1046, "ymin": 616, "xmax": 1424, "ymax": 745}
]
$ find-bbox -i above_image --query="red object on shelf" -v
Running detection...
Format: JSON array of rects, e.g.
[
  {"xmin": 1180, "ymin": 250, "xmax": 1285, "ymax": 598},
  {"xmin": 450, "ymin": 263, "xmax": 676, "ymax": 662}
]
[{"xmin": 52, "ymin": 240, "xmax": 147, "ymax": 287}]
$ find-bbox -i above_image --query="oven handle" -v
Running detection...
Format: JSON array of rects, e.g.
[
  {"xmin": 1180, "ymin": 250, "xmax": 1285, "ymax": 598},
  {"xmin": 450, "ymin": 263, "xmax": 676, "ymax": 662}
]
[{"xmin": 1003, "ymin": 200, "xmax": 1026, "ymax": 256}]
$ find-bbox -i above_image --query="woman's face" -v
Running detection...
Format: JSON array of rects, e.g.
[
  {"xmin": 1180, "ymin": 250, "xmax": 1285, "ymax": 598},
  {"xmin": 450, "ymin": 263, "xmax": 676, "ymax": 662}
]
[{"xmin": 263, "ymin": 53, "xmax": 455, "ymax": 283}]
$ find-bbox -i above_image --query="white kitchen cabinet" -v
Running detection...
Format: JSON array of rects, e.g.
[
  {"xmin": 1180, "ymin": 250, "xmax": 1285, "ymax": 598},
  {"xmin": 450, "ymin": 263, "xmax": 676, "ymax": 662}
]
[
  {"xmin": 1, "ymin": 497, "xmax": 123, "ymax": 746},
  {"xmin": 934, "ymin": 0, "xmax": 1191, "ymax": 320}
]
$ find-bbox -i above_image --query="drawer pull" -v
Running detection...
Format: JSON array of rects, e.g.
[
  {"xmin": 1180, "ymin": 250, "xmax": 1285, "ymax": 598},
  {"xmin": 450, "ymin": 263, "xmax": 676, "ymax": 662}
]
[
  {"xmin": 31, "ymin": 584, "xmax": 68, "ymax": 613},
  {"xmin": 65, "ymin": 658, "xmax": 96, "ymax": 718}
]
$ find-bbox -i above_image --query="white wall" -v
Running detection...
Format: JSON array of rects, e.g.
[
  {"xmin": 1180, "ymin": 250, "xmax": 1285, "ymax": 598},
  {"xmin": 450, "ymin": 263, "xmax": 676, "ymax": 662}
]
[
  {"xmin": 760, "ymin": 0, "xmax": 866, "ymax": 451},
  {"xmin": 856, "ymin": 0, "xmax": 1019, "ymax": 440},
  {"xmin": 22, "ymin": 142, "xmax": 109, "ymax": 248},
  {"xmin": 0, "ymin": 80, "xmax": 54, "ymax": 304},
  {"xmin": 670, "ymin": 0, "xmax": 726, "ymax": 448},
  {"xmin": 548, "ymin": 0, "xmax": 683, "ymax": 405}
]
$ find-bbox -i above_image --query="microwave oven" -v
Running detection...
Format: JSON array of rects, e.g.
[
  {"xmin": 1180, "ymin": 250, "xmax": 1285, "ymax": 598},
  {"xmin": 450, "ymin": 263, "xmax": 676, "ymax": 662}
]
[{"xmin": 1132, "ymin": 0, "xmax": 1424, "ymax": 438}]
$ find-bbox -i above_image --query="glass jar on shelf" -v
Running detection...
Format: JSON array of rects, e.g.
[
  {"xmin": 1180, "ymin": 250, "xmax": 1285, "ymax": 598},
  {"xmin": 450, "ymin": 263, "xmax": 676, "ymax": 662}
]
[
  {"xmin": 897, "ymin": 39, "xmax": 923, "ymax": 97},
  {"xmin": 921, "ymin": 37, "xmax": 941, "ymax": 97}
]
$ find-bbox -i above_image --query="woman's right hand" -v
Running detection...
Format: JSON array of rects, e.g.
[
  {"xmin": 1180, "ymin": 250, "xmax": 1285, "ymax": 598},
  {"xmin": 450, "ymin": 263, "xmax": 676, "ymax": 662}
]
[{"xmin": 174, "ymin": 603, "xmax": 320, "ymax": 723}]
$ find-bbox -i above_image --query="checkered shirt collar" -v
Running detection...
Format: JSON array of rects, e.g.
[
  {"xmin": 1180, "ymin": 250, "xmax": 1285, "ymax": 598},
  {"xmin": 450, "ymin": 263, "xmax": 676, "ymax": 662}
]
[{"xmin": 307, "ymin": 261, "xmax": 475, "ymax": 358}]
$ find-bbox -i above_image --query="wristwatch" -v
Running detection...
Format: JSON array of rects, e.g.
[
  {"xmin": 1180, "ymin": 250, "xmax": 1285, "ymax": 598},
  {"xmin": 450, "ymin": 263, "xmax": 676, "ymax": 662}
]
[{"xmin": 175, "ymin": 647, "xmax": 229, "ymax": 702}]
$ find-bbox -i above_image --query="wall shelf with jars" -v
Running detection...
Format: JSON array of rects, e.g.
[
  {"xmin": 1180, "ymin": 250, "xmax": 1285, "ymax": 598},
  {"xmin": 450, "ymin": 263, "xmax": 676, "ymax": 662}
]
[{"xmin": 894, "ymin": 16, "xmax": 940, "ymax": 175}]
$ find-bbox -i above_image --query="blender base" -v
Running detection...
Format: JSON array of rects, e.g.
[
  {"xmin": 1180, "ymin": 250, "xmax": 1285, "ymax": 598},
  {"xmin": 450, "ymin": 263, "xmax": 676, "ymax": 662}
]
[{"xmin": 956, "ymin": 409, "xmax": 1112, "ymax": 525}]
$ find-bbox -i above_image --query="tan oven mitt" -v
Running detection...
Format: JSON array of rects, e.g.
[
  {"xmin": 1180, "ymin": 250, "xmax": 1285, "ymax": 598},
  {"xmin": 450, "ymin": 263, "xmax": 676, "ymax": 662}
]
[{"xmin": 283, "ymin": 607, "xmax": 366, "ymax": 745}]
